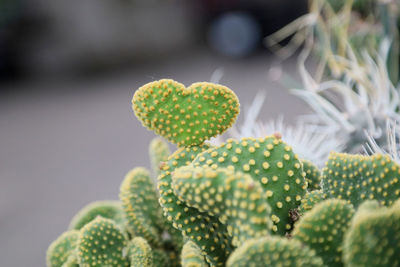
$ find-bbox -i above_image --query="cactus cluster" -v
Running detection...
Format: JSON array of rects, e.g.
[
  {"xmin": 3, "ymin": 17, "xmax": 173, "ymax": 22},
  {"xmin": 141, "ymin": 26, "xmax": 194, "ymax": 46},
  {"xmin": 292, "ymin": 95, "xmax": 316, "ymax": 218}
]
[{"xmin": 48, "ymin": 79, "xmax": 400, "ymax": 267}]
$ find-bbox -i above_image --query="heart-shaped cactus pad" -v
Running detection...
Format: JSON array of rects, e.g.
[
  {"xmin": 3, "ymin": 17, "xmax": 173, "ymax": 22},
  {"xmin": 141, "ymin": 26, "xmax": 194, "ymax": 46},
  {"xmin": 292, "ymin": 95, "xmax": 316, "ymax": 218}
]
[{"xmin": 132, "ymin": 79, "xmax": 240, "ymax": 147}]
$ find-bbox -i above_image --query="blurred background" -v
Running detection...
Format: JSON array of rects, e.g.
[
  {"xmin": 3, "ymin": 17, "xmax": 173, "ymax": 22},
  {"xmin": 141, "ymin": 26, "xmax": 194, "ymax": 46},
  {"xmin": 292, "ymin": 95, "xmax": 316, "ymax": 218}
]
[{"xmin": 0, "ymin": 0, "xmax": 310, "ymax": 266}]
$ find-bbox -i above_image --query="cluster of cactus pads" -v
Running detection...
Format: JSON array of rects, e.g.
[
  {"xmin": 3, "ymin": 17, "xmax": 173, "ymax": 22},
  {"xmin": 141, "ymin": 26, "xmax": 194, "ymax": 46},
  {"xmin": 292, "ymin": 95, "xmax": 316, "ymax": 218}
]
[{"xmin": 48, "ymin": 79, "xmax": 400, "ymax": 267}]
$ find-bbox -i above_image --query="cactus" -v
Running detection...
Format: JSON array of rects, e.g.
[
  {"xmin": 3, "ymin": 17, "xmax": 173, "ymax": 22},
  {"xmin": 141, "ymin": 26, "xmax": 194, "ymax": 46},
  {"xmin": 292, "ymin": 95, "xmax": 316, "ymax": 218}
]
[
  {"xmin": 48, "ymin": 78, "xmax": 400, "ymax": 267},
  {"xmin": 127, "ymin": 237, "xmax": 153, "ymax": 267},
  {"xmin": 158, "ymin": 144, "xmax": 233, "ymax": 266},
  {"xmin": 293, "ymin": 199, "xmax": 355, "ymax": 267},
  {"xmin": 322, "ymin": 152, "xmax": 400, "ymax": 207},
  {"xmin": 298, "ymin": 190, "xmax": 324, "ymax": 214},
  {"xmin": 226, "ymin": 236, "xmax": 324, "ymax": 267},
  {"xmin": 120, "ymin": 167, "xmax": 165, "ymax": 247},
  {"xmin": 172, "ymin": 166, "xmax": 272, "ymax": 247},
  {"xmin": 132, "ymin": 79, "xmax": 240, "ymax": 147},
  {"xmin": 343, "ymin": 199, "xmax": 400, "ymax": 267},
  {"xmin": 77, "ymin": 217, "xmax": 129, "ymax": 267},
  {"xmin": 191, "ymin": 136, "xmax": 307, "ymax": 235},
  {"xmin": 181, "ymin": 241, "xmax": 209, "ymax": 267},
  {"xmin": 69, "ymin": 200, "xmax": 125, "ymax": 230},
  {"xmin": 149, "ymin": 137, "xmax": 170, "ymax": 178},
  {"xmin": 301, "ymin": 159, "xmax": 321, "ymax": 190},
  {"xmin": 46, "ymin": 230, "xmax": 79, "ymax": 267},
  {"xmin": 152, "ymin": 249, "xmax": 170, "ymax": 267}
]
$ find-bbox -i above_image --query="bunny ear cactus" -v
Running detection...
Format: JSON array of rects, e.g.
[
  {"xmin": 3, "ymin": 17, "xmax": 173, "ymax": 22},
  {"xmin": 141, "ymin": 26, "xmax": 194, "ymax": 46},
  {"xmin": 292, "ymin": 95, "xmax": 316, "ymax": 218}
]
[
  {"xmin": 132, "ymin": 79, "xmax": 240, "ymax": 147},
  {"xmin": 298, "ymin": 190, "xmax": 324, "ymax": 214},
  {"xmin": 46, "ymin": 230, "xmax": 79, "ymax": 267},
  {"xmin": 301, "ymin": 159, "xmax": 322, "ymax": 190},
  {"xmin": 77, "ymin": 217, "xmax": 129, "ymax": 267},
  {"xmin": 69, "ymin": 200, "xmax": 125, "ymax": 230},
  {"xmin": 158, "ymin": 145, "xmax": 234, "ymax": 266},
  {"xmin": 293, "ymin": 199, "xmax": 355, "ymax": 267},
  {"xmin": 181, "ymin": 241, "xmax": 209, "ymax": 267},
  {"xmin": 191, "ymin": 136, "xmax": 307, "ymax": 235},
  {"xmin": 120, "ymin": 167, "xmax": 165, "ymax": 247},
  {"xmin": 48, "ymin": 78, "xmax": 400, "ymax": 266},
  {"xmin": 172, "ymin": 166, "xmax": 272, "ymax": 247},
  {"xmin": 149, "ymin": 137, "xmax": 170, "ymax": 178},
  {"xmin": 127, "ymin": 237, "xmax": 153, "ymax": 267},
  {"xmin": 343, "ymin": 199, "xmax": 400, "ymax": 267},
  {"xmin": 226, "ymin": 236, "xmax": 324, "ymax": 267},
  {"xmin": 322, "ymin": 152, "xmax": 400, "ymax": 207}
]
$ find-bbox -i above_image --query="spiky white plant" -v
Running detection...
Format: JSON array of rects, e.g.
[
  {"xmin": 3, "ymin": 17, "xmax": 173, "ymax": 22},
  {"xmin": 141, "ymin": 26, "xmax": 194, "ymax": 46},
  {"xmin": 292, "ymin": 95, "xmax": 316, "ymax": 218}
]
[
  {"xmin": 293, "ymin": 38, "xmax": 400, "ymax": 153},
  {"xmin": 364, "ymin": 119, "xmax": 400, "ymax": 163}
]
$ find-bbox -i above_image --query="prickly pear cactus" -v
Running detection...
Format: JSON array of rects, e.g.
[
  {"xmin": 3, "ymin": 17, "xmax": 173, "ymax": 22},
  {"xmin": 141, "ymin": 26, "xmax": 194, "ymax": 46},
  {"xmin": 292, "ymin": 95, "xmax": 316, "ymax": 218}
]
[
  {"xmin": 149, "ymin": 137, "xmax": 170, "ymax": 178},
  {"xmin": 181, "ymin": 241, "xmax": 208, "ymax": 267},
  {"xmin": 132, "ymin": 79, "xmax": 240, "ymax": 147},
  {"xmin": 158, "ymin": 145, "xmax": 233, "ymax": 266},
  {"xmin": 191, "ymin": 136, "xmax": 307, "ymax": 235},
  {"xmin": 301, "ymin": 159, "xmax": 321, "ymax": 190},
  {"xmin": 127, "ymin": 237, "xmax": 153, "ymax": 267},
  {"xmin": 77, "ymin": 217, "xmax": 129, "ymax": 267},
  {"xmin": 47, "ymin": 78, "xmax": 400, "ymax": 267},
  {"xmin": 226, "ymin": 236, "xmax": 324, "ymax": 267},
  {"xmin": 120, "ymin": 167, "xmax": 164, "ymax": 247},
  {"xmin": 298, "ymin": 190, "xmax": 324, "ymax": 214},
  {"xmin": 343, "ymin": 199, "xmax": 400, "ymax": 267},
  {"xmin": 172, "ymin": 166, "xmax": 272, "ymax": 247},
  {"xmin": 69, "ymin": 200, "xmax": 125, "ymax": 230},
  {"xmin": 46, "ymin": 230, "xmax": 79, "ymax": 267},
  {"xmin": 322, "ymin": 152, "xmax": 400, "ymax": 207},
  {"xmin": 293, "ymin": 199, "xmax": 355, "ymax": 267}
]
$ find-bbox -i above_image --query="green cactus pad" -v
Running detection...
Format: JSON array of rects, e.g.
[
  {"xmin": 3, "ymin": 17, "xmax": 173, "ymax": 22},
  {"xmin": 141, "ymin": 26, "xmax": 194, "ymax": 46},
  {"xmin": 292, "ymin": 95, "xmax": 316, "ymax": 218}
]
[
  {"xmin": 128, "ymin": 237, "xmax": 153, "ymax": 267},
  {"xmin": 77, "ymin": 217, "xmax": 129, "ymax": 267},
  {"xmin": 191, "ymin": 136, "xmax": 307, "ymax": 235},
  {"xmin": 181, "ymin": 241, "xmax": 209, "ymax": 267},
  {"xmin": 46, "ymin": 230, "xmax": 79, "ymax": 267},
  {"xmin": 298, "ymin": 190, "xmax": 324, "ymax": 214},
  {"xmin": 293, "ymin": 199, "xmax": 355, "ymax": 267},
  {"xmin": 149, "ymin": 137, "xmax": 170, "ymax": 178},
  {"xmin": 153, "ymin": 249, "xmax": 171, "ymax": 267},
  {"xmin": 302, "ymin": 159, "xmax": 322, "ymax": 190},
  {"xmin": 172, "ymin": 166, "xmax": 272, "ymax": 247},
  {"xmin": 120, "ymin": 167, "xmax": 164, "ymax": 247},
  {"xmin": 226, "ymin": 236, "xmax": 324, "ymax": 267},
  {"xmin": 158, "ymin": 144, "xmax": 233, "ymax": 266},
  {"xmin": 132, "ymin": 79, "xmax": 240, "ymax": 147},
  {"xmin": 62, "ymin": 255, "xmax": 78, "ymax": 267},
  {"xmin": 69, "ymin": 200, "xmax": 125, "ymax": 230},
  {"xmin": 322, "ymin": 152, "xmax": 400, "ymax": 207},
  {"xmin": 343, "ymin": 199, "xmax": 400, "ymax": 267}
]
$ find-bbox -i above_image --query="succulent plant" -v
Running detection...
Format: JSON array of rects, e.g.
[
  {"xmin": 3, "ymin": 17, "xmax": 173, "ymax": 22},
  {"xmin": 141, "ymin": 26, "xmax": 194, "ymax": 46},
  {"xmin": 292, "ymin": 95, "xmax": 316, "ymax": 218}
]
[
  {"xmin": 298, "ymin": 190, "xmax": 324, "ymax": 214},
  {"xmin": 191, "ymin": 136, "xmax": 307, "ymax": 235},
  {"xmin": 47, "ymin": 79, "xmax": 400, "ymax": 267},
  {"xmin": 132, "ymin": 79, "xmax": 240, "ymax": 147},
  {"xmin": 343, "ymin": 199, "xmax": 400, "ymax": 267},
  {"xmin": 149, "ymin": 137, "xmax": 171, "ymax": 178},
  {"xmin": 69, "ymin": 200, "xmax": 125, "ymax": 230},
  {"xmin": 127, "ymin": 237, "xmax": 153, "ymax": 267},
  {"xmin": 172, "ymin": 166, "xmax": 272, "ymax": 246},
  {"xmin": 226, "ymin": 236, "xmax": 324, "ymax": 267},
  {"xmin": 322, "ymin": 152, "xmax": 400, "ymax": 207},
  {"xmin": 47, "ymin": 230, "xmax": 79, "ymax": 267},
  {"xmin": 301, "ymin": 159, "xmax": 321, "ymax": 190},
  {"xmin": 181, "ymin": 241, "xmax": 208, "ymax": 267},
  {"xmin": 158, "ymin": 144, "xmax": 233, "ymax": 266},
  {"xmin": 120, "ymin": 167, "xmax": 165, "ymax": 247},
  {"xmin": 293, "ymin": 199, "xmax": 355, "ymax": 267},
  {"xmin": 77, "ymin": 217, "xmax": 129, "ymax": 267}
]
